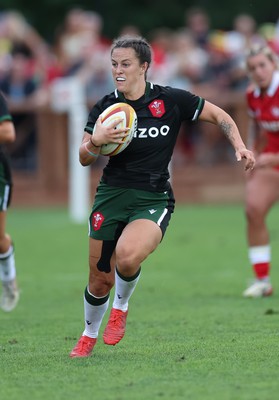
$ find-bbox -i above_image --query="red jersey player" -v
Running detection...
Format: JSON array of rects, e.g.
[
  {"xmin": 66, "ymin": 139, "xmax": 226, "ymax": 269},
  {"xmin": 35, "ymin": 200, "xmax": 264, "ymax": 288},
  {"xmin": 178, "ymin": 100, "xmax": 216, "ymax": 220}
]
[{"xmin": 243, "ymin": 44, "xmax": 279, "ymax": 297}]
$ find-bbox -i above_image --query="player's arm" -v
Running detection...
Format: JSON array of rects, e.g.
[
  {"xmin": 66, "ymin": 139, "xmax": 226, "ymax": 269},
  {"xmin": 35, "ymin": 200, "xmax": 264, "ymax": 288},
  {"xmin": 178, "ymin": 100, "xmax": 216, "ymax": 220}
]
[
  {"xmin": 0, "ymin": 119, "xmax": 16, "ymax": 144},
  {"xmin": 0, "ymin": 92, "xmax": 16, "ymax": 143},
  {"xmin": 247, "ymin": 117, "xmax": 257, "ymax": 151},
  {"xmin": 255, "ymin": 152, "xmax": 279, "ymax": 168},
  {"xmin": 247, "ymin": 116, "xmax": 266, "ymax": 155},
  {"xmin": 79, "ymin": 132, "xmax": 101, "ymax": 166},
  {"xmin": 79, "ymin": 116, "xmax": 129, "ymax": 166},
  {"xmin": 249, "ymin": 118, "xmax": 279, "ymax": 168},
  {"xmin": 199, "ymin": 100, "xmax": 255, "ymax": 171}
]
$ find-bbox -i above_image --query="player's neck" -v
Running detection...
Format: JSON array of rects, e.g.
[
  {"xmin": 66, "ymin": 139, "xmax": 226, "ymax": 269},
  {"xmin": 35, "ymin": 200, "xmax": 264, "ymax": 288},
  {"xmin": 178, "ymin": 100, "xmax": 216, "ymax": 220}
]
[
  {"xmin": 260, "ymin": 88, "xmax": 267, "ymax": 97},
  {"xmin": 120, "ymin": 82, "xmax": 149, "ymax": 101}
]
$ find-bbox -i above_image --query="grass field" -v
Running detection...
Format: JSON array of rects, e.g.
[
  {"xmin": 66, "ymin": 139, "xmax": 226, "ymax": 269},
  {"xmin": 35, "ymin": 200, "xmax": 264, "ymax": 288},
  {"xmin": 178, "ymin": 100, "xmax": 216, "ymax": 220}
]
[{"xmin": 1, "ymin": 204, "xmax": 279, "ymax": 400}]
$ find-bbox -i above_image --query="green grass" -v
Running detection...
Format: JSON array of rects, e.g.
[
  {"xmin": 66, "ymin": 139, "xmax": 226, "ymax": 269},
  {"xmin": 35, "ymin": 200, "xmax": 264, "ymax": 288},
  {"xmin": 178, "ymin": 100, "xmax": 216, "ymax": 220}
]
[{"xmin": 1, "ymin": 205, "xmax": 279, "ymax": 400}]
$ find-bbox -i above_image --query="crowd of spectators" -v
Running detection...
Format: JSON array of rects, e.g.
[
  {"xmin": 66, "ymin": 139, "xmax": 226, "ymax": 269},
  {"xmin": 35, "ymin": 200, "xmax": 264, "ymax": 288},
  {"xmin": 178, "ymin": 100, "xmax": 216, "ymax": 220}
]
[{"xmin": 0, "ymin": 7, "xmax": 278, "ymax": 169}]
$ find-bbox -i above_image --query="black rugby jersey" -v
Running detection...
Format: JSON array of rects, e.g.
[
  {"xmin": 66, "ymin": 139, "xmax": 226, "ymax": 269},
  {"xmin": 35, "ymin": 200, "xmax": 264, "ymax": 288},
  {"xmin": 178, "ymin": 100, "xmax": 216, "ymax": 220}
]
[
  {"xmin": 85, "ymin": 82, "xmax": 204, "ymax": 192},
  {"xmin": 0, "ymin": 92, "xmax": 12, "ymax": 184}
]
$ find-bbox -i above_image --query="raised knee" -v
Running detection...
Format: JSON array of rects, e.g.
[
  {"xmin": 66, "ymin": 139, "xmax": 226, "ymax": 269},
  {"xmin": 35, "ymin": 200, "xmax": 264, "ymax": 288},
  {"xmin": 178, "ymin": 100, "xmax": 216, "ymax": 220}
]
[
  {"xmin": 116, "ymin": 246, "xmax": 140, "ymax": 273},
  {"xmin": 88, "ymin": 274, "xmax": 114, "ymax": 297}
]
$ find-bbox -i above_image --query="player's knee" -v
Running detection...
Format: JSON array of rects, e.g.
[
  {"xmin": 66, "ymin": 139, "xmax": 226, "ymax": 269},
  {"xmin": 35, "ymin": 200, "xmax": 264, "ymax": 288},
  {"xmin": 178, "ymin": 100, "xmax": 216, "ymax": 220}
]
[
  {"xmin": 245, "ymin": 202, "xmax": 266, "ymax": 224},
  {"xmin": 0, "ymin": 234, "xmax": 11, "ymax": 254},
  {"xmin": 116, "ymin": 246, "xmax": 141, "ymax": 273},
  {"xmin": 88, "ymin": 274, "xmax": 114, "ymax": 297}
]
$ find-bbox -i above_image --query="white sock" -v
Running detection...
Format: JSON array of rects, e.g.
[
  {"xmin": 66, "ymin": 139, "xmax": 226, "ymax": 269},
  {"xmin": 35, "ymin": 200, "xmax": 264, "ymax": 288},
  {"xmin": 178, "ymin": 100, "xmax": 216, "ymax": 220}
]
[
  {"xmin": 248, "ymin": 245, "xmax": 271, "ymax": 264},
  {"xmin": 0, "ymin": 245, "xmax": 16, "ymax": 282},
  {"xmin": 83, "ymin": 286, "xmax": 110, "ymax": 339},
  {"xmin": 112, "ymin": 267, "xmax": 141, "ymax": 312}
]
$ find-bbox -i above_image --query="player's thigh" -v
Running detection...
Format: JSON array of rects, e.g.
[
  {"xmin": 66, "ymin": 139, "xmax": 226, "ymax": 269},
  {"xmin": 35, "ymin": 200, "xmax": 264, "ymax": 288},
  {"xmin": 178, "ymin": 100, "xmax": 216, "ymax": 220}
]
[
  {"xmin": 116, "ymin": 219, "xmax": 162, "ymax": 265},
  {"xmin": 88, "ymin": 237, "xmax": 116, "ymax": 295},
  {"xmin": 245, "ymin": 169, "xmax": 279, "ymax": 212},
  {"xmin": 0, "ymin": 211, "xmax": 7, "ymax": 239},
  {"xmin": 0, "ymin": 211, "xmax": 11, "ymax": 252}
]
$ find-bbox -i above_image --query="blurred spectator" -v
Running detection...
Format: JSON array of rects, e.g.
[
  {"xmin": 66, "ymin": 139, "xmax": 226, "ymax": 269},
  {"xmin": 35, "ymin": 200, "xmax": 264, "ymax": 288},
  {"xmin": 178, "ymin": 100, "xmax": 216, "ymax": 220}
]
[
  {"xmin": 230, "ymin": 14, "xmax": 264, "ymax": 50},
  {"xmin": 54, "ymin": 7, "xmax": 91, "ymax": 74},
  {"xmin": 258, "ymin": 20, "xmax": 279, "ymax": 53},
  {"xmin": 0, "ymin": 7, "xmax": 275, "ymax": 171},
  {"xmin": 118, "ymin": 25, "xmax": 141, "ymax": 37},
  {"xmin": 0, "ymin": 44, "xmax": 39, "ymax": 169},
  {"xmin": 274, "ymin": 18, "xmax": 279, "ymax": 53},
  {"xmin": 225, "ymin": 14, "xmax": 266, "ymax": 91},
  {"xmin": 205, "ymin": 31, "xmax": 236, "ymax": 90},
  {"xmin": 54, "ymin": 8, "xmax": 111, "ymax": 72},
  {"xmin": 53, "ymin": 8, "xmax": 113, "ymax": 105},
  {"xmin": 32, "ymin": 42, "xmax": 64, "ymax": 90},
  {"xmin": 0, "ymin": 10, "xmax": 57, "ymax": 169},
  {"xmin": 181, "ymin": 8, "xmax": 229, "ymax": 98},
  {"xmin": 184, "ymin": 7, "xmax": 211, "ymax": 50},
  {"xmin": 0, "ymin": 45, "xmax": 37, "ymax": 106},
  {"xmin": 0, "ymin": 16, "xmax": 12, "ymax": 81},
  {"xmin": 148, "ymin": 27, "xmax": 176, "ymax": 86},
  {"xmin": 0, "ymin": 10, "xmax": 47, "ymax": 69},
  {"xmin": 169, "ymin": 29, "xmax": 209, "ymax": 89},
  {"xmin": 0, "ymin": 10, "xmax": 63, "ymax": 107}
]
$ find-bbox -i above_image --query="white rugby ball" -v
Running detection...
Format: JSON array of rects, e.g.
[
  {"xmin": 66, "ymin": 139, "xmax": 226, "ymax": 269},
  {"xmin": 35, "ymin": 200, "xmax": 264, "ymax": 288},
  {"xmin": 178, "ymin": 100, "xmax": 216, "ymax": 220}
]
[{"xmin": 94, "ymin": 103, "xmax": 137, "ymax": 156}]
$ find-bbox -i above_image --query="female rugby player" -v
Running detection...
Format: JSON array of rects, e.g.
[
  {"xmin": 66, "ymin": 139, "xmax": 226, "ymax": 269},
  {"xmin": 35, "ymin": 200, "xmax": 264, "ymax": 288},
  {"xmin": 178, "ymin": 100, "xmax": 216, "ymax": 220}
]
[
  {"xmin": 0, "ymin": 92, "xmax": 19, "ymax": 312},
  {"xmin": 243, "ymin": 45, "xmax": 279, "ymax": 298},
  {"xmin": 70, "ymin": 36, "xmax": 255, "ymax": 357}
]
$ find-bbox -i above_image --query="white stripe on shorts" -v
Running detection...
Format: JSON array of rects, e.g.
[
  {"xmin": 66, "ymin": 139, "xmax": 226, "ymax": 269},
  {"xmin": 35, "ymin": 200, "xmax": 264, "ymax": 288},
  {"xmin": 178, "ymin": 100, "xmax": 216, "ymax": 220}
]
[
  {"xmin": 157, "ymin": 208, "xmax": 168, "ymax": 226},
  {"xmin": 2, "ymin": 185, "xmax": 10, "ymax": 211}
]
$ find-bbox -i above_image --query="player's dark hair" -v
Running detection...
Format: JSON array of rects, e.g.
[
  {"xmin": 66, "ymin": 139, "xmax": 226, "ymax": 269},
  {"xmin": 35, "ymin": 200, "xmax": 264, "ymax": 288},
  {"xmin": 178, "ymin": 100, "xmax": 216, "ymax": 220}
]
[{"xmin": 111, "ymin": 35, "xmax": 152, "ymax": 76}]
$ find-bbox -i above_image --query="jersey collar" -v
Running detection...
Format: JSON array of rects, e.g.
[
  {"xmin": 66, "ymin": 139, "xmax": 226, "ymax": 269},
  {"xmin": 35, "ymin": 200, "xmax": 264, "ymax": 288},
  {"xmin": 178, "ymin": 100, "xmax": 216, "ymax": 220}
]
[
  {"xmin": 254, "ymin": 71, "xmax": 279, "ymax": 97},
  {"xmin": 114, "ymin": 82, "xmax": 153, "ymax": 101}
]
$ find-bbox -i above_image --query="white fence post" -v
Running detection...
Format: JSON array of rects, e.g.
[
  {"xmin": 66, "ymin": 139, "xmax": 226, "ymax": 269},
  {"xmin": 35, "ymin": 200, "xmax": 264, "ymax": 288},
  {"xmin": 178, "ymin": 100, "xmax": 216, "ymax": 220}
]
[{"xmin": 51, "ymin": 77, "xmax": 90, "ymax": 223}]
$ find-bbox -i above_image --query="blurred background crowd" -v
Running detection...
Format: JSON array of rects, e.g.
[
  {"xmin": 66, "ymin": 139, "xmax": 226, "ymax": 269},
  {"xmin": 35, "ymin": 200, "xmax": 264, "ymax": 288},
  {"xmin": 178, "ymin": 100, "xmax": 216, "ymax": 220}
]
[{"xmin": 0, "ymin": 7, "xmax": 278, "ymax": 170}]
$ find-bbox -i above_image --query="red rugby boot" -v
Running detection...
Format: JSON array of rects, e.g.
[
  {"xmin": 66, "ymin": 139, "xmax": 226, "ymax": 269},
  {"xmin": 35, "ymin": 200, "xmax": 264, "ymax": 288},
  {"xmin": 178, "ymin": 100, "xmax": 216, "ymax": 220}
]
[
  {"xmin": 103, "ymin": 308, "xmax": 128, "ymax": 345},
  {"xmin": 70, "ymin": 335, "xmax": 97, "ymax": 358}
]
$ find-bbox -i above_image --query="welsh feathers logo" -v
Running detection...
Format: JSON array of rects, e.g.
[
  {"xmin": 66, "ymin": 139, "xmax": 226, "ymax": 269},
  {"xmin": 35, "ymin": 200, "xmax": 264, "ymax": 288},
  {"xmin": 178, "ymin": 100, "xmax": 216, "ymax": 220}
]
[
  {"xmin": 92, "ymin": 211, "xmax": 104, "ymax": 231},
  {"xmin": 148, "ymin": 100, "xmax": 165, "ymax": 118}
]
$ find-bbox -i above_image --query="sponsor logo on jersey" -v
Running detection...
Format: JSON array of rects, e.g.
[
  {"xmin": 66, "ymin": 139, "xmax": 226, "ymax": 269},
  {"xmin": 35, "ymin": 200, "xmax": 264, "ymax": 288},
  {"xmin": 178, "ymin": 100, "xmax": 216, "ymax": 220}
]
[
  {"xmin": 135, "ymin": 125, "xmax": 170, "ymax": 138},
  {"xmin": 260, "ymin": 120, "xmax": 279, "ymax": 132},
  {"xmin": 148, "ymin": 100, "xmax": 165, "ymax": 118},
  {"xmin": 92, "ymin": 211, "xmax": 105, "ymax": 231},
  {"xmin": 149, "ymin": 209, "xmax": 157, "ymax": 214},
  {"xmin": 271, "ymin": 106, "xmax": 279, "ymax": 118}
]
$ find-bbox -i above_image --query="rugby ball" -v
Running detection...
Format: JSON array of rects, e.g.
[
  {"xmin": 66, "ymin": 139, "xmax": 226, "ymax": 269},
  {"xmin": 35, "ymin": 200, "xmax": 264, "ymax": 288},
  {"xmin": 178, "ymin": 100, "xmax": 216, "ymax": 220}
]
[{"xmin": 95, "ymin": 103, "xmax": 137, "ymax": 156}]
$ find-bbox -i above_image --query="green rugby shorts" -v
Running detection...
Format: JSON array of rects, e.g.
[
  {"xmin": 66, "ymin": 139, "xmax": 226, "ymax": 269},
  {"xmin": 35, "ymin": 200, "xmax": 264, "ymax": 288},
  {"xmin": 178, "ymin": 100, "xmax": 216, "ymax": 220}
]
[
  {"xmin": 0, "ymin": 163, "xmax": 12, "ymax": 211},
  {"xmin": 88, "ymin": 182, "xmax": 175, "ymax": 241}
]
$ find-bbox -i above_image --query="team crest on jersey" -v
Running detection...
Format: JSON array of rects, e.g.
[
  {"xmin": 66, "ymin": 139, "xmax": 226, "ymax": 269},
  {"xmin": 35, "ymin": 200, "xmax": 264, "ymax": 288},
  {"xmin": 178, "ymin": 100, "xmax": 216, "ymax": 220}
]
[
  {"xmin": 271, "ymin": 107, "xmax": 279, "ymax": 118},
  {"xmin": 92, "ymin": 211, "xmax": 104, "ymax": 231},
  {"xmin": 148, "ymin": 100, "xmax": 165, "ymax": 118}
]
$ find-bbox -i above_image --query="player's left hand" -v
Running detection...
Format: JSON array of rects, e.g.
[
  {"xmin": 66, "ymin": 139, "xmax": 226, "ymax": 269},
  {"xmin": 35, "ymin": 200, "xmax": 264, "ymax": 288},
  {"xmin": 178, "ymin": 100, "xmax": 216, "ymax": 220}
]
[{"xmin": 235, "ymin": 148, "xmax": 256, "ymax": 171}]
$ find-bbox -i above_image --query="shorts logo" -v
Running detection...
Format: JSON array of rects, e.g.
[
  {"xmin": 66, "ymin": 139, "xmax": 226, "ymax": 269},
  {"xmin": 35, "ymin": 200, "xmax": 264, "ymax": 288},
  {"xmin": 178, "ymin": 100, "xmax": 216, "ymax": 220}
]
[
  {"xmin": 92, "ymin": 211, "xmax": 104, "ymax": 231},
  {"xmin": 148, "ymin": 100, "xmax": 165, "ymax": 118}
]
